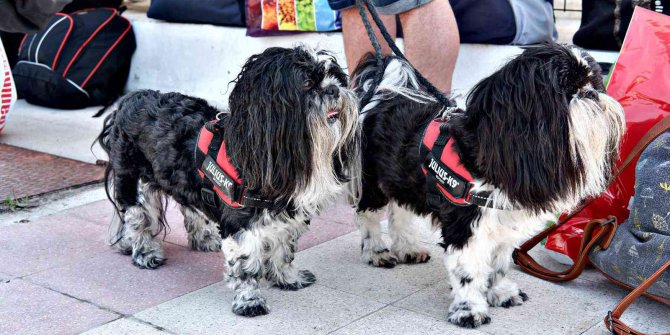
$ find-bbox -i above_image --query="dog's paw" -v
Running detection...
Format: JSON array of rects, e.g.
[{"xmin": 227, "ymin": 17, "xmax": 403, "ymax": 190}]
[
  {"xmin": 189, "ymin": 231, "xmax": 222, "ymax": 252},
  {"xmin": 363, "ymin": 248, "xmax": 398, "ymax": 268},
  {"xmin": 488, "ymin": 285, "xmax": 528, "ymax": 308},
  {"xmin": 393, "ymin": 248, "xmax": 431, "ymax": 264},
  {"xmin": 447, "ymin": 302, "xmax": 491, "ymax": 328},
  {"xmin": 275, "ymin": 270, "xmax": 317, "ymax": 291},
  {"xmin": 131, "ymin": 244, "xmax": 166, "ymax": 269},
  {"xmin": 232, "ymin": 296, "xmax": 269, "ymax": 317}
]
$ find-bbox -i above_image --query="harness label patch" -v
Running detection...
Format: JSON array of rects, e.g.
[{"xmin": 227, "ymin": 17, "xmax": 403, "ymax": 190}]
[
  {"xmin": 426, "ymin": 157, "xmax": 467, "ymax": 198},
  {"xmin": 201, "ymin": 156, "xmax": 235, "ymax": 196}
]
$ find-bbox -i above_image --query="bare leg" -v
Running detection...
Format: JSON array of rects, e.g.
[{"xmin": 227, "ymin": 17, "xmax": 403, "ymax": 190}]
[
  {"xmin": 399, "ymin": 0, "xmax": 459, "ymax": 92},
  {"xmin": 341, "ymin": 6, "xmax": 396, "ymax": 73}
]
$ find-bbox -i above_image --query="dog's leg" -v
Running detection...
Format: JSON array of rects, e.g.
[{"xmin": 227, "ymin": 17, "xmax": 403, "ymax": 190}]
[
  {"xmin": 123, "ymin": 183, "xmax": 166, "ymax": 269},
  {"xmin": 222, "ymin": 228, "xmax": 268, "ymax": 317},
  {"xmin": 443, "ymin": 226, "xmax": 495, "ymax": 328},
  {"xmin": 108, "ymin": 170, "xmax": 139, "ymax": 255},
  {"xmin": 358, "ymin": 209, "xmax": 398, "ymax": 268},
  {"xmin": 388, "ymin": 202, "xmax": 431, "ymax": 264},
  {"xmin": 263, "ymin": 219, "xmax": 315, "ymax": 290},
  {"xmin": 181, "ymin": 206, "xmax": 222, "ymax": 252},
  {"xmin": 486, "ymin": 244, "xmax": 528, "ymax": 308}
]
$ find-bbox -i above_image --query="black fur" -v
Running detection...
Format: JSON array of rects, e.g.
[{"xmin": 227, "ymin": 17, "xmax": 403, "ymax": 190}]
[
  {"xmin": 351, "ymin": 43, "xmax": 615, "ymax": 250},
  {"xmin": 97, "ymin": 46, "xmax": 354, "ymax": 241}
]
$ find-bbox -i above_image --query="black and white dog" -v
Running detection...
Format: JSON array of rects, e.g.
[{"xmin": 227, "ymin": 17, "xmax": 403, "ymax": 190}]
[
  {"xmin": 97, "ymin": 46, "xmax": 359, "ymax": 316},
  {"xmin": 349, "ymin": 44, "xmax": 625, "ymax": 327}
]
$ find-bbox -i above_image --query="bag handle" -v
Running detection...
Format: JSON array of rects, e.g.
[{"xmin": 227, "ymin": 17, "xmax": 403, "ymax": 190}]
[
  {"xmin": 606, "ymin": 258, "xmax": 670, "ymax": 335},
  {"xmin": 513, "ymin": 115, "xmax": 670, "ymax": 281}
]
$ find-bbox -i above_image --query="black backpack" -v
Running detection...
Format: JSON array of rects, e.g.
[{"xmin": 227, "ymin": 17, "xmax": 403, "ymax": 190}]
[{"xmin": 13, "ymin": 8, "xmax": 136, "ymax": 109}]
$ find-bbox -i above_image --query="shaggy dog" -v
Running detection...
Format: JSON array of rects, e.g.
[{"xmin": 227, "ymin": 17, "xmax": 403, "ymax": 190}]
[
  {"xmin": 97, "ymin": 46, "xmax": 359, "ymax": 316},
  {"xmin": 349, "ymin": 43, "xmax": 626, "ymax": 327}
]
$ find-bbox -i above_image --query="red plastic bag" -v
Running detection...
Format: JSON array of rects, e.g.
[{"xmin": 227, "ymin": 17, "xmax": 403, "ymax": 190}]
[
  {"xmin": 1, "ymin": 40, "xmax": 16, "ymax": 133},
  {"xmin": 545, "ymin": 7, "xmax": 670, "ymax": 262}
]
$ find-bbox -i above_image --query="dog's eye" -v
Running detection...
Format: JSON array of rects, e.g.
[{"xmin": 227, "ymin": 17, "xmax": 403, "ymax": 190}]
[{"xmin": 303, "ymin": 79, "xmax": 315, "ymax": 89}]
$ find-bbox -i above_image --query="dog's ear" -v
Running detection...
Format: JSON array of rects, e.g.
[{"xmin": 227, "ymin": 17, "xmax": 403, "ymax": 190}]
[
  {"xmin": 460, "ymin": 44, "xmax": 588, "ymax": 212},
  {"xmin": 224, "ymin": 47, "xmax": 315, "ymax": 201}
]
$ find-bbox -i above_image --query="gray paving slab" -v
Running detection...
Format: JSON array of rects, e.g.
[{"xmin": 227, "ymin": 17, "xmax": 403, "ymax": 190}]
[
  {"xmin": 0, "ymin": 279, "xmax": 118, "ymax": 335},
  {"xmin": 0, "ymin": 271, "xmax": 13, "ymax": 282},
  {"xmin": 393, "ymin": 268, "xmax": 670, "ymax": 335},
  {"xmin": 27, "ymin": 243, "xmax": 224, "ymax": 315},
  {"xmin": 331, "ymin": 305, "xmax": 486, "ymax": 335},
  {"xmin": 133, "ymin": 282, "xmax": 386, "ymax": 335},
  {"xmin": 292, "ymin": 232, "xmax": 447, "ymax": 304},
  {"xmin": 81, "ymin": 318, "xmax": 171, "ymax": 335}
]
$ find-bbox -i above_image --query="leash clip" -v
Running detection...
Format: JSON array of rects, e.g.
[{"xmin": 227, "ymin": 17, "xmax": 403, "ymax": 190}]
[
  {"xmin": 606, "ymin": 311, "xmax": 614, "ymax": 333},
  {"xmin": 438, "ymin": 106, "xmax": 459, "ymax": 120},
  {"xmin": 215, "ymin": 112, "xmax": 228, "ymax": 121}
]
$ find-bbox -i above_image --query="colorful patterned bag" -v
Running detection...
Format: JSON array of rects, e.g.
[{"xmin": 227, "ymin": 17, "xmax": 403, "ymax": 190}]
[
  {"xmin": 246, "ymin": 0, "xmax": 341, "ymax": 36},
  {"xmin": 1, "ymin": 39, "xmax": 17, "ymax": 133}
]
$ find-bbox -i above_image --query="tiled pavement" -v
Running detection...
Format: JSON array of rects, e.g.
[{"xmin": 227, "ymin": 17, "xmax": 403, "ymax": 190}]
[
  {"xmin": 1, "ymin": 194, "xmax": 668, "ymax": 335},
  {"xmin": 0, "ymin": 144, "xmax": 104, "ymax": 200}
]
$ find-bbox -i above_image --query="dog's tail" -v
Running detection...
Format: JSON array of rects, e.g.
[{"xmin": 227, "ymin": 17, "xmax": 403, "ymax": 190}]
[{"xmin": 352, "ymin": 54, "xmax": 436, "ymax": 115}]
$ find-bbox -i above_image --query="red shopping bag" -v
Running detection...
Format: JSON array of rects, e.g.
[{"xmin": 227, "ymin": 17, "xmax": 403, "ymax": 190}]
[
  {"xmin": 1, "ymin": 40, "xmax": 17, "ymax": 133},
  {"xmin": 545, "ymin": 7, "xmax": 670, "ymax": 262}
]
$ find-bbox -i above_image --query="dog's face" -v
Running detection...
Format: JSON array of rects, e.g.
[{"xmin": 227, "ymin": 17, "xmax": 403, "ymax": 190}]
[
  {"xmin": 225, "ymin": 46, "xmax": 359, "ymax": 206},
  {"xmin": 462, "ymin": 43, "xmax": 625, "ymax": 213}
]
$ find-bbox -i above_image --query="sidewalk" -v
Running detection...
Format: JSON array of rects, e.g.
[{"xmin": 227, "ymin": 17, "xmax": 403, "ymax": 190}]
[{"xmin": 1, "ymin": 190, "xmax": 668, "ymax": 335}]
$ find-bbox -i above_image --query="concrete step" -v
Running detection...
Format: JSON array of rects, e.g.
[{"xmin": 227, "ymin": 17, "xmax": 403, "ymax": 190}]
[{"xmin": 1, "ymin": 14, "xmax": 617, "ymax": 164}]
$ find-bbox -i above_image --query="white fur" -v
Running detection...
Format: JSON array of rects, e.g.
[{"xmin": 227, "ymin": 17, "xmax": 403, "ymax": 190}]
[
  {"xmin": 359, "ymin": 58, "xmax": 438, "ymax": 115},
  {"xmin": 223, "ymin": 211, "xmax": 314, "ymax": 314},
  {"xmin": 181, "ymin": 206, "xmax": 222, "ymax": 252},
  {"xmin": 388, "ymin": 202, "xmax": 431, "ymax": 262}
]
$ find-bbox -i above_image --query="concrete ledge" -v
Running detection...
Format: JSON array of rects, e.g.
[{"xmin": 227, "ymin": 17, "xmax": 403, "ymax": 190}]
[{"xmin": 0, "ymin": 15, "xmax": 619, "ymax": 164}]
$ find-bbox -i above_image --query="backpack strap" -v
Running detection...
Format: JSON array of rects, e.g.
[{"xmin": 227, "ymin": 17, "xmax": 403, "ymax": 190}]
[
  {"xmin": 513, "ymin": 115, "xmax": 670, "ymax": 281},
  {"xmin": 605, "ymin": 258, "xmax": 670, "ymax": 335}
]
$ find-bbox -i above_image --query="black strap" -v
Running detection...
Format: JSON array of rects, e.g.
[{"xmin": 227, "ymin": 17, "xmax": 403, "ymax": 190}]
[
  {"xmin": 355, "ymin": 0, "xmax": 455, "ymax": 110},
  {"xmin": 199, "ymin": 118, "xmax": 274, "ymax": 211}
]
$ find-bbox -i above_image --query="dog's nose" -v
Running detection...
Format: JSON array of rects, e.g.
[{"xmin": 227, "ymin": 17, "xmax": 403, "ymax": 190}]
[{"xmin": 324, "ymin": 85, "xmax": 339, "ymax": 98}]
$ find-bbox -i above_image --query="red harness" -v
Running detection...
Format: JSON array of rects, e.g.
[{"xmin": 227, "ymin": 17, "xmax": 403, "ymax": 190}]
[
  {"xmin": 195, "ymin": 118, "xmax": 272, "ymax": 212},
  {"xmin": 421, "ymin": 119, "xmax": 497, "ymax": 208}
]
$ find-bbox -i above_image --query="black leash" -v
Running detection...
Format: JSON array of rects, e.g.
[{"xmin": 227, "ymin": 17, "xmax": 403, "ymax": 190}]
[{"xmin": 355, "ymin": 0, "xmax": 455, "ymax": 109}]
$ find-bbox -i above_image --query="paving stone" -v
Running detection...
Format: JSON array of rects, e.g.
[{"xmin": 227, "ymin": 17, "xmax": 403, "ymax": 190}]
[
  {"xmin": 331, "ymin": 305, "xmax": 486, "ymax": 335},
  {"xmin": 0, "ymin": 214, "xmax": 109, "ymax": 276},
  {"xmin": 81, "ymin": 318, "xmax": 170, "ymax": 335},
  {"xmin": 134, "ymin": 282, "xmax": 386, "ymax": 335},
  {"xmin": 298, "ymin": 217, "xmax": 358, "ymax": 251},
  {"xmin": 316, "ymin": 197, "xmax": 356, "ymax": 225},
  {"xmin": 292, "ymin": 232, "xmax": 447, "ymax": 304},
  {"xmin": 0, "ymin": 271, "xmax": 13, "ymax": 282},
  {"xmin": 69, "ymin": 199, "xmax": 116, "ymax": 226},
  {"xmin": 393, "ymin": 269, "xmax": 670, "ymax": 335},
  {"xmin": 524, "ymin": 244, "xmax": 605, "ymax": 284},
  {"xmin": 0, "ymin": 143, "xmax": 104, "ymax": 199},
  {"xmin": 26, "ymin": 243, "xmax": 224, "ymax": 314},
  {"xmin": 0, "ymin": 279, "xmax": 118, "ymax": 335}
]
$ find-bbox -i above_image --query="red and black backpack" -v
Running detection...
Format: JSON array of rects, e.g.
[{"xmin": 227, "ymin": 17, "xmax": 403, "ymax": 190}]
[{"xmin": 13, "ymin": 7, "xmax": 135, "ymax": 109}]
